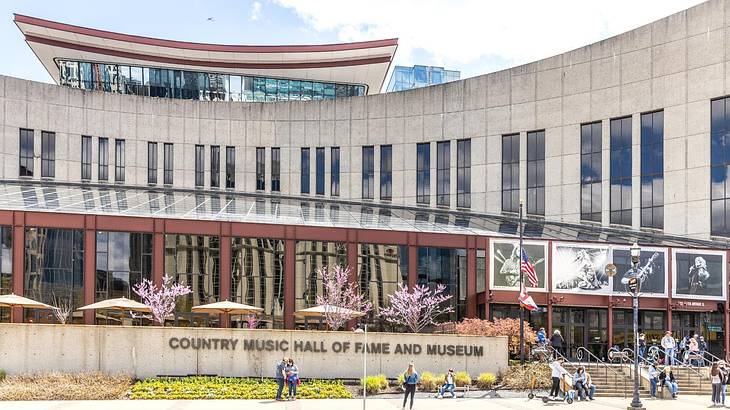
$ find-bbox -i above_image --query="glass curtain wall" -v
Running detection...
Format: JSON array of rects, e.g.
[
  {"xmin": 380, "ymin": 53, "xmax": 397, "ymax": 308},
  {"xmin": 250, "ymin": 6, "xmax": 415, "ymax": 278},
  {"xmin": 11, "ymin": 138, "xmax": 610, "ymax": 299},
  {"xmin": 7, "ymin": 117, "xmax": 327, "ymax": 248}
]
[
  {"xmin": 231, "ymin": 238, "xmax": 285, "ymax": 329},
  {"xmin": 0, "ymin": 227, "xmax": 11, "ymax": 322},
  {"xmin": 416, "ymin": 247, "xmax": 466, "ymax": 322},
  {"xmin": 358, "ymin": 244, "xmax": 408, "ymax": 327},
  {"xmin": 294, "ymin": 241, "xmax": 347, "ymax": 328}
]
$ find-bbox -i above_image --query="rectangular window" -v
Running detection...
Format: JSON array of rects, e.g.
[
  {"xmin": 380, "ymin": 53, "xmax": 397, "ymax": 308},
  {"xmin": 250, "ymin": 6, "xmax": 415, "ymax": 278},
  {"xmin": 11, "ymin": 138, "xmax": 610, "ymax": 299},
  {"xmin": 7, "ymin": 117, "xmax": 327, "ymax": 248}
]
[
  {"xmin": 380, "ymin": 145, "xmax": 392, "ymax": 200},
  {"xmin": 114, "ymin": 139, "xmax": 125, "ymax": 182},
  {"xmin": 19, "ymin": 129, "xmax": 34, "ymax": 177},
  {"xmin": 640, "ymin": 111, "xmax": 664, "ymax": 229},
  {"xmin": 711, "ymin": 98, "xmax": 730, "ymax": 236},
  {"xmin": 417, "ymin": 143, "xmax": 430, "ymax": 204},
  {"xmin": 145, "ymin": 142, "xmax": 156, "ymax": 184},
  {"xmin": 300, "ymin": 148, "xmax": 310, "ymax": 194},
  {"xmin": 255, "ymin": 147, "xmax": 265, "ymax": 190},
  {"xmin": 195, "ymin": 145, "xmax": 204, "ymax": 187},
  {"xmin": 210, "ymin": 145, "xmax": 220, "ymax": 188},
  {"xmin": 271, "ymin": 147, "xmax": 280, "ymax": 192},
  {"xmin": 225, "ymin": 146, "xmax": 235, "ymax": 189},
  {"xmin": 362, "ymin": 146, "xmax": 374, "ymax": 199},
  {"xmin": 41, "ymin": 131, "xmax": 55, "ymax": 178},
  {"xmin": 610, "ymin": 116, "xmax": 632, "ymax": 226},
  {"xmin": 502, "ymin": 134, "xmax": 520, "ymax": 213},
  {"xmin": 526, "ymin": 130, "xmax": 545, "ymax": 215},
  {"xmin": 96, "ymin": 231, "xmax": 152, "ymax": 301},
  {"xmin": 316, "ymin": 147, "xmax": 325, "ymax": 195},
  {"xmin": 457, "ymin": 139, "xmax": 471, "ymax": 208},
  {"xmin": 331, "ymin": 147, "xmax": 340, "ymax": 196},
  {"xmin": 81, "ymin": 136, "xmax": 92, "ymax": 181},
  {"xmin": 581, "ymin": 122, "xmax": 602, "ymax": 222},
  {"xmin": 98, "ymin": 137, "xmax": 108, "ymax": 181},
  {"xmin": 163, "ymin": 143, "xmax": 173, "ymax": 185},
  {"xmin": 437, "ymin": 141, "xmax": 450, "ymax": 206}
]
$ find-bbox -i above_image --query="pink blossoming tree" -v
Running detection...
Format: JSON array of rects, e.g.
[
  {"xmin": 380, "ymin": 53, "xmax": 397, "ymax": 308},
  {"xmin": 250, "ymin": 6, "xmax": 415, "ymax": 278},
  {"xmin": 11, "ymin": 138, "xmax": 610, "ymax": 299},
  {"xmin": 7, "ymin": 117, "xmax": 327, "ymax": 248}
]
[
  {"xmin": 379, "ymin": 283, "xmax": 454, "ymax": 333},
  {"xmin": 133, "ymin": 275, "xmax": 192, "ymax": 326},
  {"xmin": 316, "ymin": 265, "xmax": 372, "ymax": 331}
]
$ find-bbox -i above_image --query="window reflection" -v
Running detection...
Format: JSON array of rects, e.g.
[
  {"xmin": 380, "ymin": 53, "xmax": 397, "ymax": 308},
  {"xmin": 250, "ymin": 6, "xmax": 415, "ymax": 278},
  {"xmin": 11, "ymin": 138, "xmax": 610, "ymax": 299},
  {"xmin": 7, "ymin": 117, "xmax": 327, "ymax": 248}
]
[
  {"xmin": 0, "ymin": 227, "xmax": 11, "ymax": 322},
  {"xmin": 295, "ymin": 241, "xmax": 347, "ymax": 328},
  {"xmin": 417, "ymin": 247, "xmax": 466, "ymax": 322},
  {"xmin": 358, "ymin": 244, "xmax": 407, "ymax": 315}
]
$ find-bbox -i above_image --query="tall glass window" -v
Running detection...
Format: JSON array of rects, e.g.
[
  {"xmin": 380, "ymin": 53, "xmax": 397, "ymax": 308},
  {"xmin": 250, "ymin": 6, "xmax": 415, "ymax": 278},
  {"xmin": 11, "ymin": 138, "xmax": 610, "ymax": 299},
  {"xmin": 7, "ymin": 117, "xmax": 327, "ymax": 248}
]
[
  {"xmin": 295, "ymin": 241, "xmax": 347, "ymax": 319},
  {"xmin": 114, "ymin": 139, "xmax": 125, "ymax": 182},
  {"xmin": 163, "ymin": 143, "xmax": 174, "ymax": 185},
  {"xmin": 502, "ymin": 134, "xmax": 520, "ymax": 213},
  {"xmin": 610, "ymin": 117, "xmax": 632, "ymax": 226},
  {"xmin": 301, "ymin": 148, "xmax": 310, "ymax": 194},
  {"xmin": 417, "ymin": 143, "xmax": 430, "ymax": 204},
  {"xmin": 164, "ymin": 234, "xmax": 220, "ymax": 327},
  {"xmin": 98, "ymin": 137, "xmax": 108, "ymax": 181},
  {"xmin": 255, "ymin": 147, "xmax": 265, "ymax": 191},
  {"xmin": 210, "ymin": 145, "xmax": 220, "ymax": 188},
  {"xmin": 358, "ymin": 244, "xmax": 407, "ymax": 313},
  {"xmin": 81, "ymin": 136, "xmax": 92, "ymax": 181},
  {"xmin": 711, "ymin": 97, "xmax": 730, "ymax": 236},
  {"xmin": 362, "ymin": 146, "xmax": 375, "ymax": 199},
  {"xmin": 527, "ymin": 130, "xmax": 545, "ymax": 215},
  {"xmin": 417, "ymin": 247, "xmax": 466, "ymax": 322},
  {"xmin": 19, "ymin": 129, "xmax": 34, "ymax": 177},
  {"xmin": 96, "ymin": 231, "xmax": 152, "ymax": 301},
  {"xmin": 41, "ymin": 131, "xmax": 55, "ymax": 178},
  {"xmin": 271, "ymin": 147, "xmax": 281, "ymax": 192},
  {"xmin": 457, "ymin": 139, "xmax": 471, "ymax": 208},
  {"xmin": 147, "ymin": 142, "xmax": 158, "ymax": 184},
  {"xmin": 436, "ymin": 141, "xmax": 450, "ymax": 206},
  {"xmin": 231, "ymin": 238, "xmax": 285, "ymax": 329},
  {"xmin": 380, "ymin": 145, "xmax": 393, "ymax": 200},
  {"xmin": 581, "ymin": 122, "xmax": 602, "ymax": 222},
  {"xmin": 195, "ymin": 145, "xmax": 204, "ymax": 187},
  {"xmin": 316, "ymin": 147, "xmax": 325, "ymax": 195},
  {"xmin": 24, "ymin": 228, "xmax": 84, "ymax": 323},
  {"xmin": 641, "ymin": 111, "xmax": 664, "ymax": 229},
  {"xmin": 0, "ymin": 227, "xmax": 12, "ymax": 322},
  {"xmin": 226, "ymin": 146, "xmax": 235, "ymax": 189},
  {"xmin": 331, "ymin": 147, "xmax": 340, "ymax": 196}
]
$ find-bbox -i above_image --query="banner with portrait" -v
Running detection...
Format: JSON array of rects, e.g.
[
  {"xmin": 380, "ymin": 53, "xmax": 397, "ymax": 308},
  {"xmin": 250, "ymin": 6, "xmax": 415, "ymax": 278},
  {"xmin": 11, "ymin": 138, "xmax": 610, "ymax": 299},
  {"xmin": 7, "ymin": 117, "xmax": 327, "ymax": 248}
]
[
  {"xmin": 552, "ymin": 243, "xmax": 610, "ymax": 294},
  {"xmin": 610, "ymin": 247, "xmax": 668, "ymax": 297},
  {"xmin": 490, "ymin": 241, "xmax": 547, "ymax": 291},
  {"xmin": 672, "ymin": 249, "xmax": 727, "ymax": 300}
]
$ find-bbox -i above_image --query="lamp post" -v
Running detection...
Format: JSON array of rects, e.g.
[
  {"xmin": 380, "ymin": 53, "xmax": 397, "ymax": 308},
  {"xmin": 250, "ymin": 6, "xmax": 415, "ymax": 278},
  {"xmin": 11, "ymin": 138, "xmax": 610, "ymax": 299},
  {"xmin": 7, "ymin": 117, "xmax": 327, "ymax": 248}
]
[
  {"xmin": 625, "ymin": 242, "xmax": 644, "ymax": 410},
  {"xmin": 518, "ymin": 199, "xmax": 525, "ymax": 366}
]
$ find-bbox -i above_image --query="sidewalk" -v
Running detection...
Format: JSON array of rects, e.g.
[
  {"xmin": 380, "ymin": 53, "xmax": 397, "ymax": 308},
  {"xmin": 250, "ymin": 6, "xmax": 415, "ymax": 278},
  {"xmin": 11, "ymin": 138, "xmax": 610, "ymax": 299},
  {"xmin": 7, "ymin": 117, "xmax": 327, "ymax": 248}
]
[{"xmin": 0, "ymin": 395, "xmax": 714, "ymax": 410}]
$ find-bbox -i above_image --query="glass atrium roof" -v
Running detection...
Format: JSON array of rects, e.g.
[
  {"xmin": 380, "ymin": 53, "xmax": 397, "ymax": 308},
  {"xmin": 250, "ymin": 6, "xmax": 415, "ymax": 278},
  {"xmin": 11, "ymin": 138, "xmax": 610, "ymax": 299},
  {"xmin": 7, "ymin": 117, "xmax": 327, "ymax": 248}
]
[{"xmin": 0, "ymin": 182, "xmax": 727, "ymax": 250}]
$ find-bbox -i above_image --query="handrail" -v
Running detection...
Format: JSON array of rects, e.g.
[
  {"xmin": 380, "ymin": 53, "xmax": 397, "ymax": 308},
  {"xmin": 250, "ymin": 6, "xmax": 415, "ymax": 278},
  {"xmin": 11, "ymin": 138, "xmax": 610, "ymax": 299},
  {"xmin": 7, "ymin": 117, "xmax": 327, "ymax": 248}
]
[
  {"xmin": 644, "ymin": 345, "xmax": 708, "ymax": 393},
  {"xmin": 693, "ymin": 349, "xmax": 724, "ymax": 367},
  {"xmin": 545, "ymin": 345, "xmax": 570, "ymax": 363},
  {"xmin": 576, "ymin": 347, "xmax": 629, "ymax": 399}
]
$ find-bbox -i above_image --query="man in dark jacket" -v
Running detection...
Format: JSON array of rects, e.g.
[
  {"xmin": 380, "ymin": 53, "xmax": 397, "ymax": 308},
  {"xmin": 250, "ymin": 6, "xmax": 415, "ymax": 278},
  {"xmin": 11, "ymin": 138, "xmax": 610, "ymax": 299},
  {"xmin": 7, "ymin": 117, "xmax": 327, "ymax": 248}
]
[{"xmin": 275, "ymin": 357, "xmax": 287, "ymax": 401}]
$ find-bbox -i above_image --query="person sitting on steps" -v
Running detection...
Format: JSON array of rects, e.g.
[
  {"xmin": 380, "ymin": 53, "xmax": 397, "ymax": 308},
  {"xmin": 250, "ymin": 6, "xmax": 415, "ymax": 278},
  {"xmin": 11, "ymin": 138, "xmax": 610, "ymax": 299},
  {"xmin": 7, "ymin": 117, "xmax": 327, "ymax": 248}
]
[{"xmin": 659, "ymin": 366, "xmax": 678, "ymax": 399}]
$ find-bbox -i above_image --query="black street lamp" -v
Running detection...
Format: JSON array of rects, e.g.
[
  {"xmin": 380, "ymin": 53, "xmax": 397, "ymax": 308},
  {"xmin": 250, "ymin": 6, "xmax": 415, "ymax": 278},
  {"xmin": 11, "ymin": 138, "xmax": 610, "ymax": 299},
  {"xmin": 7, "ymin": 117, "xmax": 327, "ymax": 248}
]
[{"xmin": 624, "ymin": 242, "xmax": 644, "ymax": 410}]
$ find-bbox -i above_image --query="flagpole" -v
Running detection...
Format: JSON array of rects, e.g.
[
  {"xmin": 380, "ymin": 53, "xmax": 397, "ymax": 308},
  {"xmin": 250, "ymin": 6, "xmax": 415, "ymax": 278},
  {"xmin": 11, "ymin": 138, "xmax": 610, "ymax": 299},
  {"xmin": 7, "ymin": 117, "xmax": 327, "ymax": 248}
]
[{"xmin": 519, "ymin": 199, "xmax": 525, "ymax": 366}]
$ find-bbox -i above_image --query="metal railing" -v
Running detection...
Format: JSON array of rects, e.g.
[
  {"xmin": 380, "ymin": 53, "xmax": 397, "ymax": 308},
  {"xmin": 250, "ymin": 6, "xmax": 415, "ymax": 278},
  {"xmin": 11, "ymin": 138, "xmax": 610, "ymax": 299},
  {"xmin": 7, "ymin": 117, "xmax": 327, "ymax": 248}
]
[
  {"xmin": 575, "ymin": 347, "xmax": 629, "ymax": 398},
  {"xmin": 644, "ymin": 346, "xmax": 707, "ymax": 393}
]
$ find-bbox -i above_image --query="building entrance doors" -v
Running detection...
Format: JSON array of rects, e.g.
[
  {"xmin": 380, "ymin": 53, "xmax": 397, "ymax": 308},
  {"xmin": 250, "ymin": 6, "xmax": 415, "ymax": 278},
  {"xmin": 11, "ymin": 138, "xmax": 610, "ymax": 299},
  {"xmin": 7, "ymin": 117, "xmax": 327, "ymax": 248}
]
[{"xmin": 552, "ymin": 307, "xmax": 608, "ymax": 360}]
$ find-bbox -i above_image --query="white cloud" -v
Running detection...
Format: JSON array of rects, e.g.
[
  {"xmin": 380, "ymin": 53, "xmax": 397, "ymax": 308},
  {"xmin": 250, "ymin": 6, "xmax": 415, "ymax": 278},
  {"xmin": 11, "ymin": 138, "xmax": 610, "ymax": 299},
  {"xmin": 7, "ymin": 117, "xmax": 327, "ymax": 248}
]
[
  {"xmin": 273, "ymin": 0, "xmax": 705, "ymax": 77},
  {"xmin": 250, "ymin": 1, "xmax": 263, "ymax": 21}
]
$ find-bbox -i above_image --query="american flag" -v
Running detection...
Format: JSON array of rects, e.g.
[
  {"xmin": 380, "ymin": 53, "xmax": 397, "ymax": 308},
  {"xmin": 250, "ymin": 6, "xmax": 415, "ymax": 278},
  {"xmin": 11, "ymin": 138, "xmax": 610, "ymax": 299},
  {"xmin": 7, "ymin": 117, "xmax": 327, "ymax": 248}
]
[{"xmin": 521, "ymin": 248, "xmax": 539, "ymax": 288}]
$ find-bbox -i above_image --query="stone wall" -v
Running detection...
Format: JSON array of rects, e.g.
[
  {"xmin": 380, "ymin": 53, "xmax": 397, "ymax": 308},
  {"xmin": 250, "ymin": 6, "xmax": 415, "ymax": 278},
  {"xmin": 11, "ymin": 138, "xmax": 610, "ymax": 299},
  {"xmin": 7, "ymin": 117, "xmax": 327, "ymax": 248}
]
[{"xmin": 0, "ymin": 324, "xmax": 507, "ymax": 379}]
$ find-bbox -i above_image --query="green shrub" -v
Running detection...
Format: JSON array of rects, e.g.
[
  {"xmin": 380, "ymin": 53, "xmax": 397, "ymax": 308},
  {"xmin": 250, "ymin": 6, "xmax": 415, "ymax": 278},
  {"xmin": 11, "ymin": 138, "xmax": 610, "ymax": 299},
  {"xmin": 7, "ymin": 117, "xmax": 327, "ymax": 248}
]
[
  {"xmin": 361, "ymin": 374, "xmax": 388, "ymax": 394},
  {"xmin": 476, "ymin": 373, "xmax": 497, "ymax": 389},
  {"xmin": 453, "ymin": 371, "xmax": 471, "ymax": 387},
  {"xmin": 419, "ymin": 371, "xmax": 439, "ymax": 391},
  {"xmin": 0, "ymin": 369, "xmax": 6, "ymax": 381},
  {"xmin": 397, "ymin": 373, "xmax": 405, "ymax": 386},
  {"xmin": 130, "ymin": 377, "xmax": 352, "ymax": 400}
]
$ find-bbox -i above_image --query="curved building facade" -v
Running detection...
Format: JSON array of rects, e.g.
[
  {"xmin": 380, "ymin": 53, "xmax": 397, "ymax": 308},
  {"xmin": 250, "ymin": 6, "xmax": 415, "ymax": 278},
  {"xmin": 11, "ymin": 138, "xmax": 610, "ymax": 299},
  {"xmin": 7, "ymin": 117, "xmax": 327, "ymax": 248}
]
[{"xmin": 0, "ymin": 2, "xmax": 729, "ymax": 359}]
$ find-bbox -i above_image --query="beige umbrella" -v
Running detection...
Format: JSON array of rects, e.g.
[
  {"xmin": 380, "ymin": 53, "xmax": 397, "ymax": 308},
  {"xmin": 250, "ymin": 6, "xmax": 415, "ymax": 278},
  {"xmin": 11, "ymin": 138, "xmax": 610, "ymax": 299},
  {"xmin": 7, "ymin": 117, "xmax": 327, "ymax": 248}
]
[
  {"xmin": 77, "ymin": 297, "xmax": 151, "ymax": 313},
  {"xmin": 0, "ymin": 293, "xmax": 55, "ymax": 322},
  {"xmin": 191, "ymin": 300, "xmax": 263, "ymax": 315},
  {"xmin": 295, "ymin": 305, "xmax": 366, "ymax": 318}
]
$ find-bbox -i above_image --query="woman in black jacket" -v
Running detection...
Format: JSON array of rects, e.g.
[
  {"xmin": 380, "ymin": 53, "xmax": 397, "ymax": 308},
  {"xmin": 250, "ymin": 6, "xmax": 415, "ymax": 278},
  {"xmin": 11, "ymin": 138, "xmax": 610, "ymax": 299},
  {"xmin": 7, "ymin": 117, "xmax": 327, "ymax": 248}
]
[
  {"xmin": 659, "ymin": 367, "xmax": 678, "ymax": 398},
  {"xmin": 550, "ymin": 329, "xmax": 566, "ymax": 358}
]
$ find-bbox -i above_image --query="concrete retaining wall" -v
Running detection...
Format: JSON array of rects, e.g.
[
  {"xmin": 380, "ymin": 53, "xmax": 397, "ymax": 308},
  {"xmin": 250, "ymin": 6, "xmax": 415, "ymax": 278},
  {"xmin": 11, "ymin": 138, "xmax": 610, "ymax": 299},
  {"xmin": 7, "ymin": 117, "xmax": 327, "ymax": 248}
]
[{"xmin": 0, "ymin": 324, "xmax": 507, "ymax": 379}]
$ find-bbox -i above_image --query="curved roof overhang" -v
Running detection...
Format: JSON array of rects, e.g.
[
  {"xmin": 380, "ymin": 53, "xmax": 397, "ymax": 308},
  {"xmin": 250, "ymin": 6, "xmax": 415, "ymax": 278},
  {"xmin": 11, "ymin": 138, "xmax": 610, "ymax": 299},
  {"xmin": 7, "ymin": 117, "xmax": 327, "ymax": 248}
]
[{"xmin": 14, "ymin": 14, "xmax": 398, "ymax": 94}]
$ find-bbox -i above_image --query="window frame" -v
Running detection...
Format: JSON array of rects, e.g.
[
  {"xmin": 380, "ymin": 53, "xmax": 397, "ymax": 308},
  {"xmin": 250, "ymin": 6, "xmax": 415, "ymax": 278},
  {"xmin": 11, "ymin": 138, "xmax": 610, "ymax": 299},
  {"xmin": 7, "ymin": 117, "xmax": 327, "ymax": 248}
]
[
  {"xmin": 41, "ymin": 131, "xmax": 55, "ymax": 178},
  {"xmin": 147, "ymin": 142, "xmax": 158, "ymax": 184},
  {"xmin": 380, "ymin": 145, "xmax": 392, "ymax": 200},
  {"xmin": 416, "ymin": 143, "xmax": 431, "ymax": 204},
  {"xmin": 456, "ymin": 139, "xmax": 471, "ymax": 208}
]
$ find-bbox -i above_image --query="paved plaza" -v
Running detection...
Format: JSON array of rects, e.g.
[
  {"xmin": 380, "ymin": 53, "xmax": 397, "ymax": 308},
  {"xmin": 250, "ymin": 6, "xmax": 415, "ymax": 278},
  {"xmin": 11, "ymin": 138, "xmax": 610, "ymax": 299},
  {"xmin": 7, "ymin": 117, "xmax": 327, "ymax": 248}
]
[{"xmin": 0, "ymin": 396, "xmax": 716, "ymax": 410}]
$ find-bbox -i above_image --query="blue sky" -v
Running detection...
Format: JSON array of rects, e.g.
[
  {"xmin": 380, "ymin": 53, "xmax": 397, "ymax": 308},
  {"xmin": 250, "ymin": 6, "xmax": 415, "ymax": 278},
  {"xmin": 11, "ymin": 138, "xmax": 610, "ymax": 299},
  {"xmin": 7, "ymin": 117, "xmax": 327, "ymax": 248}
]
[{"xmin": 0, "ymin": 0, "xmax": 706, "ymax": 84}]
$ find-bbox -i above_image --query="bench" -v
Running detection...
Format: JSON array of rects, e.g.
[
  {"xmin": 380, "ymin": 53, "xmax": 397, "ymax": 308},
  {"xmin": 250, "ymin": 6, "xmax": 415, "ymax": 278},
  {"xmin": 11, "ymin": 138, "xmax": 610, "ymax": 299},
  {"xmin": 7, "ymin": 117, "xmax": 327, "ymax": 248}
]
[{"xmin": 434, "ymin": 385, "xmax": 470, "ymax": 399}]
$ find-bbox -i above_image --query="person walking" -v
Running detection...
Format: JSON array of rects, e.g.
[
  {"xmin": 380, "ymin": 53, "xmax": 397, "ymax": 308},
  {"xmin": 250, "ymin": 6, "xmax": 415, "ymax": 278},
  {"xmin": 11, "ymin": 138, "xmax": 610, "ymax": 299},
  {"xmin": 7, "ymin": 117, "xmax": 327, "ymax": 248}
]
[
  {"xmin": 661, "ymin": 331, "xmax": 676, "ymax": 365},
  {"xmin": 711, "ymin": 362, "xmax": 723, "ymax": 406},
  {"xmin": 720, "ymin": 361, "xmax": 729, "ymax": 406},
  {"xmin": 699, "ymin": 336, "xmax": 708, "ymax": 366},
  {"xmin": 638, "ymin": 333, "xmax": 647, "ymax": 364},
  {"xmin": 285, "ymin": 358, "xmax": 299, "ymax": 401},
  {"xmin": 689, "ymin": 336, "xmax": 700, "ymax": 367},
  {"xmin": 401, "ymin": 363, "xmax": 419, "ymax": 410},
  {"xmin": 648, "ymin": 363, "xmax": 660, "ymax": 398},
  {"xmin": 437, "ymin": 369, "xmax": 456, "ymax": 399},
  {"xmin": 550, "ymin": 329, "xmax": 565, "ymax": 358},
  {"xmin": 659, "ymin": 367, "xmax": 678, "ymax": 399},
  {"xmin": 549, "ymin": 358, "xmax": 568, "ymax": 398},
  {"xmin": 537, "ymin": 327, "xmax": 547, "ymax": 347},
  {"xmin": 275, "ymin": 356, "xmax": 287, "ymax": 401}
]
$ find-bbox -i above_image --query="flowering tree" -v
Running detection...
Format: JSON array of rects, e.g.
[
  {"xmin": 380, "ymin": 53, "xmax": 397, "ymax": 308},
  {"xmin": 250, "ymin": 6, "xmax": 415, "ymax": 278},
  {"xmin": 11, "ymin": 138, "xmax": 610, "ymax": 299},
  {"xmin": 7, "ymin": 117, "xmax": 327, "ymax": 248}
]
[
  {"xmin": 379, "ymin": 283, "xmax": 454, "ymax": 333},
  {"xmin": 455, "ymin": 318, "xmax": 537, "ymax": 356},
  {"xmin": 244, "ymin": 314, "xmax": 259, "ymax": 329},
  {"xmin": 51, "ymin": 292, "xmax": 74, "ymax": 324},
  {"xmin": 133, "ymin": 275, "xmax": 192, "ymax": 326},
  {"xmin": 315, "ymin": 265, "xmax": 372, "ymax": 331}
]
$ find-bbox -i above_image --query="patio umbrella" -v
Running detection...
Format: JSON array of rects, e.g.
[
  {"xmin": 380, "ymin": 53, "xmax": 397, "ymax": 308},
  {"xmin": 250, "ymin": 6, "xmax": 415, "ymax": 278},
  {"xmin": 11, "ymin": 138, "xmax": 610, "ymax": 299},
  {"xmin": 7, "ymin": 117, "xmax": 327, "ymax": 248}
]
[
  {"xmin": 191, "ymin": 301, "xmax": 263, "ymax": 315},
  {"xmin": 295, "ymin": 305, "xmax": 366, "ymax": 318},
  {"xmin": 77, "ymin": 297, "xmax": 151, "ymax": 313},
  {"xmin": 0, "ymin": 293, "xmax": 55, "ymax": 322}
]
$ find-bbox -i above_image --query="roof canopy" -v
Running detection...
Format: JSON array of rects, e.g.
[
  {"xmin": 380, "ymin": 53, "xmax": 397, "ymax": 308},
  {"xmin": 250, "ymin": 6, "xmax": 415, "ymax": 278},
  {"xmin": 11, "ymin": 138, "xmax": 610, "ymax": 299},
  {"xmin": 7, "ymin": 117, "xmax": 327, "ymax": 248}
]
[{"xmin": 14, "ymin": 14, "xmax": 398, "ymax": 94}]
